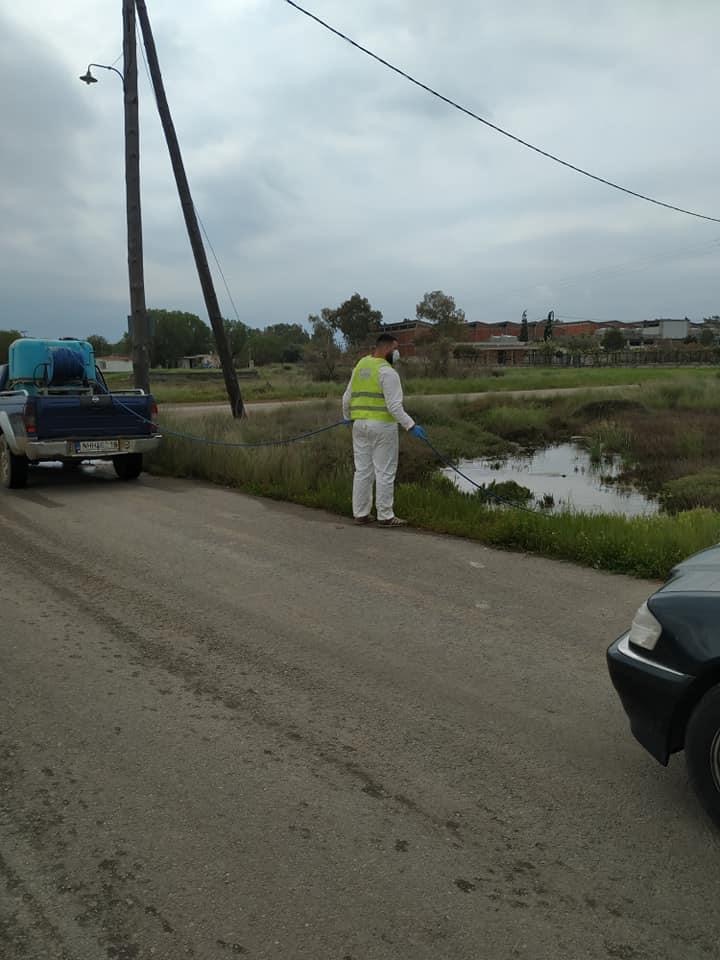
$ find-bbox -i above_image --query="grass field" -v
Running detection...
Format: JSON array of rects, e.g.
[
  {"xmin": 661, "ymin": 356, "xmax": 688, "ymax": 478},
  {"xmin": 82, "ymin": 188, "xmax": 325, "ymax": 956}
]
[
  {"xmin": 108, "ymin": 363, "xmax": 719, "ymax": 405},
  {"xmin": 147, "ymin": 377, "xmax": 720, "ymax": 580}
]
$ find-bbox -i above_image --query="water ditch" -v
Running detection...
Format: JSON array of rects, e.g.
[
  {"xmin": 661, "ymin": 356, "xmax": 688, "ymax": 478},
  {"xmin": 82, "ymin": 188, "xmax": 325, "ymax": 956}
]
[{"xmin": 446, "ymin": 442, "xmax": 657, "ymax": 516}]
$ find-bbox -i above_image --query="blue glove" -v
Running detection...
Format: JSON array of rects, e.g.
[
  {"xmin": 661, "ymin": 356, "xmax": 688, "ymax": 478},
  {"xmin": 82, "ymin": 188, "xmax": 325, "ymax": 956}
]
[
  {"xmin": 342, "ymin": 418, "xmax": 353, "ymax": 426},
  {"xmin": 410, "ymin": 424, "xmax": 427, "ymax": 440}
]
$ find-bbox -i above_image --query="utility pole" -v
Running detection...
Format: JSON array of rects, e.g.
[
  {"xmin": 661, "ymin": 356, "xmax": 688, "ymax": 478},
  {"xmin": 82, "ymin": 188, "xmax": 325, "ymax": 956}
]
[
  {"xmin": 122, "ymin": 0, "xmax": 150, "ymax": 394},
  {"xmin": 134, "ymin": 0, "xmax": 244, "ymax": 418}
]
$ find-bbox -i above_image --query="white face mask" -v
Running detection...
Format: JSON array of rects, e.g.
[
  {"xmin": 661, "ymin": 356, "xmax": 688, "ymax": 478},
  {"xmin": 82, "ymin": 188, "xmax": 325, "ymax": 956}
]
[{"xmin": 391, "ymin": 348, "xmax": 401, "ymax": 364}]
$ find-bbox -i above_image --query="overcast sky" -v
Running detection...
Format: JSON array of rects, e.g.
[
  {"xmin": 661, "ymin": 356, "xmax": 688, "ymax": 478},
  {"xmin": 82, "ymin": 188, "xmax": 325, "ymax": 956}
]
[{"xmin": 3, "ymin": 0, "xmax": 720, "ymax": 341}]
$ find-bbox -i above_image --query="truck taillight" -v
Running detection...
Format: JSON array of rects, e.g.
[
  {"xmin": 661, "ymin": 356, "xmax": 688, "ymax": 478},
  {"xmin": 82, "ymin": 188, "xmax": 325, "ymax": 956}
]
[
  {"xmin": 24, "ymin": 400, "xmax": 37, "ymax": 436},
  {"xmin": 150, "ymin": 402, "xmax": 158, "ymax": 434}
]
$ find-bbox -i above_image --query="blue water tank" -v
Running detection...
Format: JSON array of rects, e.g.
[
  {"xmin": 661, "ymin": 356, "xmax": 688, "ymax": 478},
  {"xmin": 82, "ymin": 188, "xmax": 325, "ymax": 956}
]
[{"xmin": 8, "ymin": 339, "xmax": 96, "ymax": 386}]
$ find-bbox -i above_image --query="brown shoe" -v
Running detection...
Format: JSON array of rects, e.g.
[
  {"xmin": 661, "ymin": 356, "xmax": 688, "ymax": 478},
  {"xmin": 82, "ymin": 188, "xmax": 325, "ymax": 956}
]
[
  {"xmin": 378, "ymin": 517, "xmax": 408, "ymax": 528},
  {"xmin": 354, "ymin": 515, "xmax": 376, "ymax": 525}
]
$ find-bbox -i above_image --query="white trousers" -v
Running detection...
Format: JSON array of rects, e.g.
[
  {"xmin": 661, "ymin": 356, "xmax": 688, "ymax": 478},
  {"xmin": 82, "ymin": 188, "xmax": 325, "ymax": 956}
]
[{"xmin": 352, "ymin": 420, "xmax": 399, "ymax": 521}]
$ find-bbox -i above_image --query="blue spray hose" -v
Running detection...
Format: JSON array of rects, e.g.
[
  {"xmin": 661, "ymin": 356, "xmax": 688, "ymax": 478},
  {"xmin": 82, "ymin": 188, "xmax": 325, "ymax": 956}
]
[
  {"xmin": 108, "ymin": 395, "xmax": 345, "ymax": 447},
  {"xmin": 110, "ymin": 396, "xmax": 552, "ymax": 516}
]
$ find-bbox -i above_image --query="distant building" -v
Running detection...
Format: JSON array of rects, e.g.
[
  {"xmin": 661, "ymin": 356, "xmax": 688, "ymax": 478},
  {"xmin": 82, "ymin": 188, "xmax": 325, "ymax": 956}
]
[
  {"xmin": 97, "ymin": 355, "xmax": 133, "ymax": 373},
  {"xmin": 455, "ymin": 336, "xmax": 537, "ymax": 366},
  {"xmin": 648, "ymin": 318, "xmax": 690, "ymax": 341},
  {"xmin": 466, "ymin": 319, "xmax": 628, "ymax": 342},
  {"xmin": 379, "ymin": 315, "xmax": 697, "ymax": 357},
  {"xmin": 180, "ymin": 354, "xmax": 220, "ymax": 369},
  {"xmin": 378, "ymin": 318, "xmax": 626, "ymax": 354},
  {"xmin": 554, "ymin": 320, "xmax": 626, "ymax": 339},
  {"xmin": 624, "ymin": 318, "xmax": 690, "ymax": 347},
  {"xmin": 377, "ymin": 320, "xmax": 434, "ymax": 357}
]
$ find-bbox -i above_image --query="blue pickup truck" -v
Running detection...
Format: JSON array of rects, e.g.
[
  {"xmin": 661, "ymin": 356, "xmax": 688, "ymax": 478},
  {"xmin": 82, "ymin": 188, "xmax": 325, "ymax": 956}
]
[{"xmin": 0, "ymin": 338, "xmax": 162, "ymax": 489}]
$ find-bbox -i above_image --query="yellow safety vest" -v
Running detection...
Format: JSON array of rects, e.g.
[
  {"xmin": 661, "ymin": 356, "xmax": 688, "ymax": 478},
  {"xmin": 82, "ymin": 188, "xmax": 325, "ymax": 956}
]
[{"xmin": 349, "ymin": 356, "xmax": 395, "ymax": 422}]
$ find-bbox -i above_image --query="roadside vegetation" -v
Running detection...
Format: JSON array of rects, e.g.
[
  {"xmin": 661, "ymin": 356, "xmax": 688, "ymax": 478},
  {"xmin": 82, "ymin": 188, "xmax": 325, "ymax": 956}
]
[
  {"xmin": 148, "ymin": 377, "xmax": 720, "ymax": 580},
  {"xmin": 574, "ymin": 379, "xmax": 720, "ymax": 511},
  {"xmin": 107, "ymin": 363, "xmax": 720, "ymax": 405}
]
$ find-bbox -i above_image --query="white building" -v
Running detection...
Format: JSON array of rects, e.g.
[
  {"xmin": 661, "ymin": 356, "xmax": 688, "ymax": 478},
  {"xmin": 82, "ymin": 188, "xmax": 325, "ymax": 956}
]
[
  {"xmin": 652, "ymin": 319, "xmax": 690, "ymax": 340},
  {"xmin": 179, "ymin": 354, "xmax": 220, "ymax": 369},
  {"xmin": 97, "ymin": 355, "xmax": 133, "ymax": 373},
  {"xmin": 624, "ymin": 318, "xmax": 690, "ymax": 347}
]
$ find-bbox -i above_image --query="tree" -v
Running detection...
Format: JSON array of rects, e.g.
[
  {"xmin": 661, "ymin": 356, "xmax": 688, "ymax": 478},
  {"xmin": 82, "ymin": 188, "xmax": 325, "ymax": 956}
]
[
  {"xmin": 264, "ymin": 323, "xmax": 310, "ymax": 362},
  {"xmin": 113, "ymin": 331, "xmax": 132, "ymax": 355},
  {"xmin": 519, "ymin": 310, "xmax": 529, "ymax": 343},
  {"xmin": 246, "ymin": 331, "xmax": 287, "ymax": 366},
  {"xmin": 304, "ymin": 314, "xmax": 344, "ymax": 381},
  {"xmin": 416, "ymin": 290, "xmax": 465, "ymax": 335},
  {"xmin": 564, "ymin": 335, "xmax": 599, "ymax": 356},
  {"xmin": 324, "ymin": 294, "xmax": 382, "ymax": 348},
  {"xmin": 543, "ymin": 310, "xmax": 555, "ymax": 342},
  {"xmin": 0, "ymin": 329, "xmax": 23, "ymax": 364},
  {"xmin": 700, "ymin": 326, "xmax": 715, "ymax": 347},
  {"xmin": 223, "ymin": 319, "xmax": 250, "ymax": 362},
  {"xmin": 601, "ymin": 327, "xmax": 625, "ymax": 352},
  {"xmin": 562, "ymin": 336, "xmax": 600, "ymax": 366},
  {"xmin": 243, "ymin": 323, "xmax": 311, "ymax": 366},
  {"xmin": 86, "ymin": 335, "xmax": 112, "ymax": 357},
  {"xmin": 537, "ymin": 340, "xmax": 557, "ymax": 364},
  {"xmin": 424, "ymin": 337, "xmax": 455, "ymax": 376},
  {"xmin": 148, "ymin": 309, "xmax": 213, "ymax": 367}
]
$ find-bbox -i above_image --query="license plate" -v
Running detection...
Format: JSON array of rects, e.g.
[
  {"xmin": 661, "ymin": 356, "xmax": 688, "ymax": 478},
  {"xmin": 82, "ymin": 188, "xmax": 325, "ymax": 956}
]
[{"xmin": 74, "ymin": 440, "xmax": 120, "ymax": 454}]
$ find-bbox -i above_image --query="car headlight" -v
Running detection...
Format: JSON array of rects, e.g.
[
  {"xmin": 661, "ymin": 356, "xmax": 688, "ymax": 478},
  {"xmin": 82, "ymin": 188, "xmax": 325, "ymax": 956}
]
[{"xmin": 628, "ymin": 601, "xmax": 662, "ymax": 650}]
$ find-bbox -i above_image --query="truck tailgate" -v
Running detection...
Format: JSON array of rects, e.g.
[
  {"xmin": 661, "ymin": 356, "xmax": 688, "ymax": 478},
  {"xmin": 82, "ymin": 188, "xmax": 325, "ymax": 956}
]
[{"xmin": 35, "ymin": 395, "xmax": 154, "ymax": 440}]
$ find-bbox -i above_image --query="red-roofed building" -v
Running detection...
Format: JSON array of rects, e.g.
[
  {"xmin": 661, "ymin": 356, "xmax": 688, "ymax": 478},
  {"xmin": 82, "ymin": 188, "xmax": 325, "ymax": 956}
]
[{"xmin": 379, "ymin": 318, "xmax": 628, "ymax": 355}]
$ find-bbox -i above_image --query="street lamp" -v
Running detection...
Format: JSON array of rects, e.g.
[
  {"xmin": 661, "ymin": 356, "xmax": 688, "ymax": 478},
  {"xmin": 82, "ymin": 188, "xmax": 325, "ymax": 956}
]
[{"xmin": 79, "ymin": 63, "xmax": 125, "ymax": 89}]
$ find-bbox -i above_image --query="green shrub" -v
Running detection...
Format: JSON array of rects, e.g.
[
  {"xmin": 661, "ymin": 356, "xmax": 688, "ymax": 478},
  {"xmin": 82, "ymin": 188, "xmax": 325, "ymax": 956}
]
[
  {"xmin": 644, "ymin": 379, "xmax": 720, "ymax": 412},
  {"xmin": 478, "ymin": 404, "xmax": 551, "ymax": 443},
  {"xmin": 477, "ymin": 480, "xmax": 534, "ymax": 504},
  {"xmin": 675, "ymin": 428, "xmax": 706, "ymax": 460},
  {"xmin": 661, "ymin": 470, "xmax": 720, "ymax": 513},
  {"xmin": 585, "ymin": 420, "xmax": 634, "ymax": 457},
  {"xmin": 572, "ymin": 398, "xmax": 646, "ymax": 419}
]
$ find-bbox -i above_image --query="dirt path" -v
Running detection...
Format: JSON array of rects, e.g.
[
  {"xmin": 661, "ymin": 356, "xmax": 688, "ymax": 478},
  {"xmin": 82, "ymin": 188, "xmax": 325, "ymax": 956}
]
[{"xmin": 162, "ymin": 383, "xmax": 641, "ymax": 418}]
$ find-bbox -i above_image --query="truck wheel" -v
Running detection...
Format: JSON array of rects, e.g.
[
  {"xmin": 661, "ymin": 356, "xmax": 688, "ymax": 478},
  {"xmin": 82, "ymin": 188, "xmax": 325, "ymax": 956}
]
[
  {"xmin": 113, "ymin": 453, "xmax": 143, "ymax": 481},
  {"xmin": 0, "ymin": 434, "xmax": 29, "ymax": 489},
  {"xmin": 686, "ymin": 684, "xmax": 720, "ymax": 828}
]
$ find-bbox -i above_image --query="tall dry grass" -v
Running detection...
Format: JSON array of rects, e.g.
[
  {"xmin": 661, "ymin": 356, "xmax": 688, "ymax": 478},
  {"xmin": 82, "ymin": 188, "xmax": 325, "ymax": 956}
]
[{"xmin": 148, "ymin": 393, "xmax": 720, "ymax": 580}]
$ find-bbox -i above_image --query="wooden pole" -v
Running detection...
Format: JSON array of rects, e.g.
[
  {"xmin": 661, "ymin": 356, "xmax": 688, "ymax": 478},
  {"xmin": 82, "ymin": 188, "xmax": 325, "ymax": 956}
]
[
  {"xmin": 122, "ymin": 0, "xmax": 150, "ymax": 394},
  {"xmin": 134, "ymin": 0, "xmax": 243, "ymax": 417}
]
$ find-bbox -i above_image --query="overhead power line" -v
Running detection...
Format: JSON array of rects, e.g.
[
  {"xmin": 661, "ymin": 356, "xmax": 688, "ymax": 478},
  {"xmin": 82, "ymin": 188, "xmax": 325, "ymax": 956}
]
[
  {"xmin": 518, "ymin": 235, "xmax": 720, "ymax": 301},
  {"xmin": 284, "ymin": 0, "xmax": 720, "ymax": 225},
  {"xmin": 479, "ymin": 235, "xmax": 720, "ymax": 314},
  {"xmin": 196, "ymin": 211, "xmax": 243, "ymax": 324},
  {"xmin": 137, "ymin": 29, "xmax": 243, "ymax": 325}
]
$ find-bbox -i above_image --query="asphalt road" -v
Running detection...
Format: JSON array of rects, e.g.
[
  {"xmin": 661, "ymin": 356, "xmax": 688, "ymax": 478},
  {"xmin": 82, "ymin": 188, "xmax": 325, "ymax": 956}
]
[{"xmin": 1, "ymin": 464, "xmax": 718, "ymax": 960}]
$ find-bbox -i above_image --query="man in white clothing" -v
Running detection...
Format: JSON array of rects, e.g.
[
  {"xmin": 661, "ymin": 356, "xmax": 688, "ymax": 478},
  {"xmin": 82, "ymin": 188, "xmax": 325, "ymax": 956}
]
[{"xmin": 342, "ymin": 333, "xmax": 427, "ymax": 527}]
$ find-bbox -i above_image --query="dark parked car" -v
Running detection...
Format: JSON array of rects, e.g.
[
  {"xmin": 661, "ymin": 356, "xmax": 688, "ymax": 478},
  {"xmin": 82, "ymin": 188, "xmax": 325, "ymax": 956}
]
[{"xmin": 608, "ymin": 543, "xmax": 720, "ymax": 827}]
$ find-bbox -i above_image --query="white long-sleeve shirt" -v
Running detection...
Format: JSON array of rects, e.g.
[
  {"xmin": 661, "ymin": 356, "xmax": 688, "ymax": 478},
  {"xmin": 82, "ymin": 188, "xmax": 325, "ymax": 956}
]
[{"xmin": 342, "ymin": 362, "xmax": 415, "ymax": 431}]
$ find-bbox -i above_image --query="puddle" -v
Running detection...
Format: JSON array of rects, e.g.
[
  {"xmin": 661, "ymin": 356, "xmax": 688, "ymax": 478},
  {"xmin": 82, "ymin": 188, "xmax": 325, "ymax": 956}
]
[{"xmin": 446, "ymin": 443, "xmax": 657, "ymax": 517}]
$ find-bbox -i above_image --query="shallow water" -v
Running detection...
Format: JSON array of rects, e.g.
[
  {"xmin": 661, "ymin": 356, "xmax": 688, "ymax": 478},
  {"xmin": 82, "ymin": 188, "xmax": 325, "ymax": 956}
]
[{"xmin": 446, "ymin": 443, "xmax": 658, "ymax": 517}]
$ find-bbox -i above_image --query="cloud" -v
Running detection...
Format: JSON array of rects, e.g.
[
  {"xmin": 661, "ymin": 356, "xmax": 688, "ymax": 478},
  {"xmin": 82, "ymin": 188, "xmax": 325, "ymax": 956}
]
[
  {"xmin": 2, "ymin": 0, "xmax": 720, "ymax": 342},
  {"xmin": 0, "ymin": 16, "xmax": 92, "ymax": 276}
]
